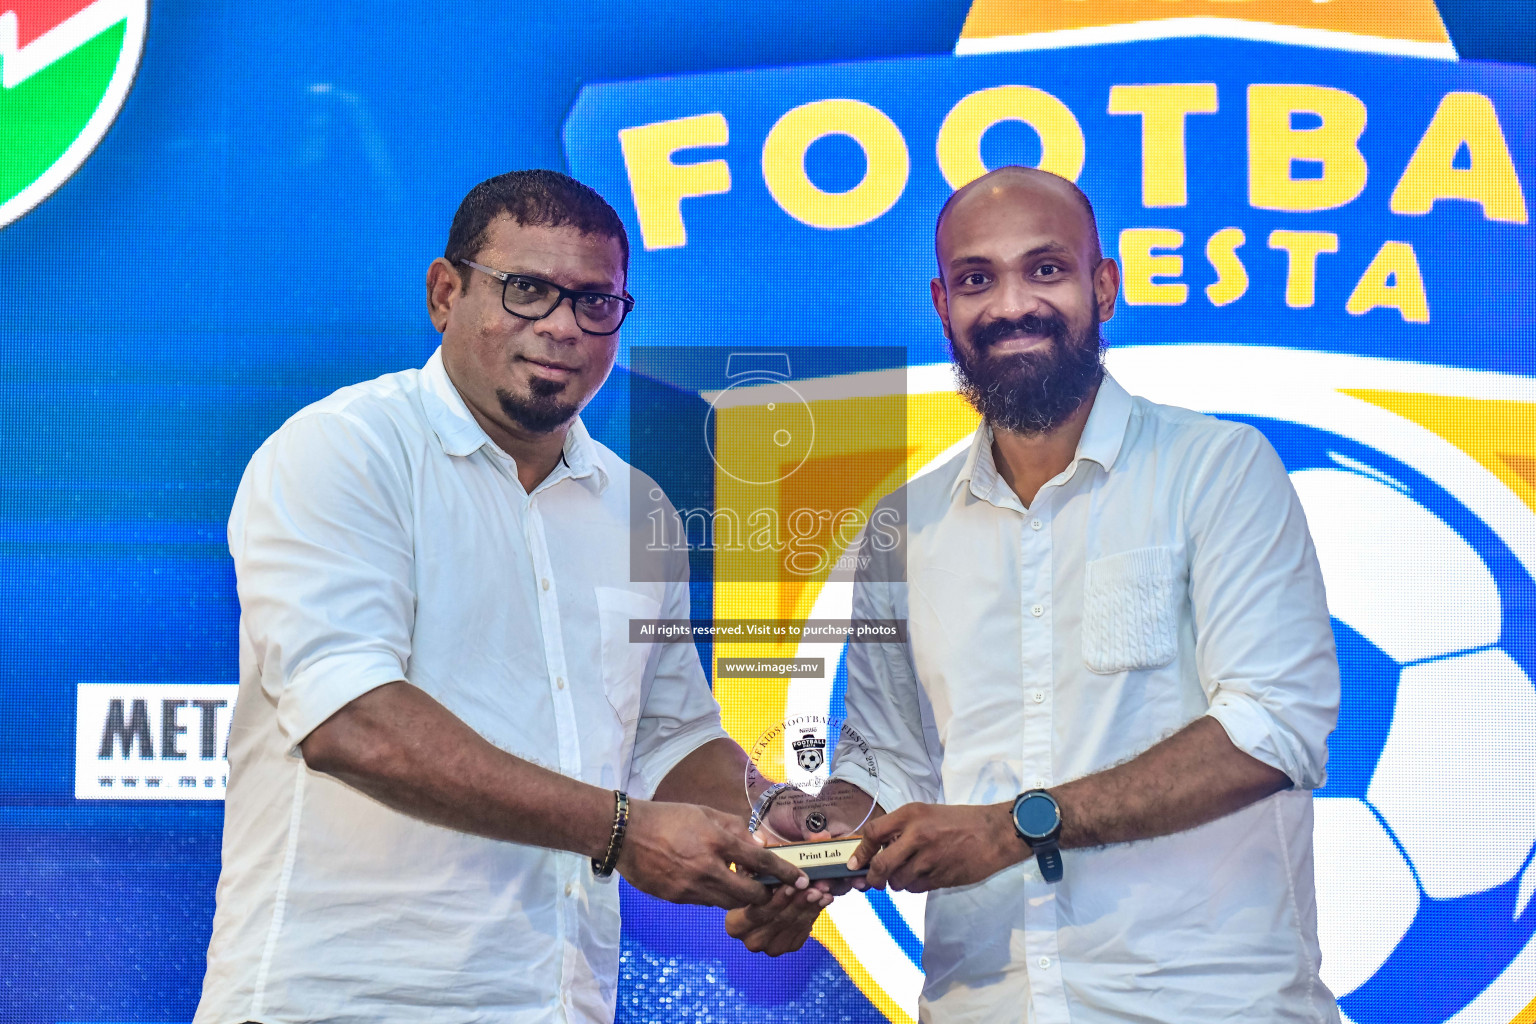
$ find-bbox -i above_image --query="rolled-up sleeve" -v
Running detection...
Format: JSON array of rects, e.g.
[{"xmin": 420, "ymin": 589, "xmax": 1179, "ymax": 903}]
[
  {"xmin": 1188, "ymin": 424, "xmax": 1340, "ymax": 790},
  {"xmin": 838, "ymin": 540, "xmax": 944, "ymax": 813},
  {"xmin": 229, "ymin": 411, "xmax": 415, "ymax": 750}
]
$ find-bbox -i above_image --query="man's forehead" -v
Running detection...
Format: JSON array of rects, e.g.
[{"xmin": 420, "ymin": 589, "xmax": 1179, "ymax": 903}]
[
  {"xmin": 936, "ymin": 174, "xmax": 1097, "ymax": 265},
  {"xmin": 480, "ymin": 217, "xmax": 625, "ymax": 285},
  {"xmin": 480, "ymin": 216, "xmax": 621, "ymax": 259},
  {"xmin": 944, "ymin": 239, "xmax": 1076, "ymax": 269}
]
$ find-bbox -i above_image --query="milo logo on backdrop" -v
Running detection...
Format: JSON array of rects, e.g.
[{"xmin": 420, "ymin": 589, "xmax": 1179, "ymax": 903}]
[{"xmin": 0, "ymin": 1, "xmax": 148, "ymax": 228}]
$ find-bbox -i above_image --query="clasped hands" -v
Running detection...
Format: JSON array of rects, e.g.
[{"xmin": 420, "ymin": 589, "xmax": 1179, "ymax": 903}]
[{"xmin": 725, "ymin": 798, "xmax": 1031, "ymax": 957}]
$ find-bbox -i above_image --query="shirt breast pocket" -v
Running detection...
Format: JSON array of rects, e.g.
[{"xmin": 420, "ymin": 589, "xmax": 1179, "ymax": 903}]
[
  {"xmin": 1082, "ymin": 546, "xmax": 1181, "ymax": 674},
  {"xmin": 594, "ymin": 586, "xmax": 661, "ymax": 730}
]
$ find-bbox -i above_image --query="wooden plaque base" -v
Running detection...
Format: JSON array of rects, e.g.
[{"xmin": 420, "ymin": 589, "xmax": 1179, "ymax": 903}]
[{"xmin": 753, "ymin": 837, "xmax": 867, "ymax": 884}]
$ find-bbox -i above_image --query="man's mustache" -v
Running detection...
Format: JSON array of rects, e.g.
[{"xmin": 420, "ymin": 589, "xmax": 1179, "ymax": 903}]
[{"xmin": 972, "ymin": 313, "xmax": 1070, "ymax": 353}]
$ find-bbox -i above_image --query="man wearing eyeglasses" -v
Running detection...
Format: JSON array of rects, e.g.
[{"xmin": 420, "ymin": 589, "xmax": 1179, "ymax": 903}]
[{"xmin": 195, "ymin": 170, "xmax": 821, "ymax": 1024}]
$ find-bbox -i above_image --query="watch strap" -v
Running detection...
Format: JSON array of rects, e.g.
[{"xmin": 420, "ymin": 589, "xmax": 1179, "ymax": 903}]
[{"xmin": 1033, "ymin": 840, "xmax": 1063, "ymax": 883}]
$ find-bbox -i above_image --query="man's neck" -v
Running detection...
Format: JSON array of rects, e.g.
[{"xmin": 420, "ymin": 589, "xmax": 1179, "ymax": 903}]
[
  {"xmin": 440, "ymin": 358, "xmax": 572, "ymax": 494},
  {"xmin": 464, "ymin": 401, "xmax": 570, "ymax": 495},
  {"xmin": 988, "ymin": 382, "xmax": 1100, "ymax": 510},
  {"xmin": 498, "ymin": 426, "xmax": 569, "ymax": 495}
]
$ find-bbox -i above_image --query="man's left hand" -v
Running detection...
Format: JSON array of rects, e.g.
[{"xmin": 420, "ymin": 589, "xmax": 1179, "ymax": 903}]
[
  {"xmin": 847, "ymin": 802, "xmax": 1027, "ymax": 892},
  {"xmin": 725, "ymin": 876, "xmax": 834, "ymax": 956}
]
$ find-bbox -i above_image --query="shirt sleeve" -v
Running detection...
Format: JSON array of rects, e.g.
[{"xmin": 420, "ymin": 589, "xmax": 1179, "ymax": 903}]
[
  {"xmin": 624, "ymin": 547, "xmax": 730, "ymax": 799},
  {"xmin": 1188, "ymin": 423, "xmax": 1340, "ymax": 790},
  {"xmin": 228, "ymin": 410, "xmax": 415, "ymax": 752},
  {"xmin": 837, "ymin": 527, "xmax": 945, "ymax": 813}
]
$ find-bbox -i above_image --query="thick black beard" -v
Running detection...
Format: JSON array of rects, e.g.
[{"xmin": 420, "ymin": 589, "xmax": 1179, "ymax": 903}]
[
  {"xmin": 951, "ymin": 312, "xmax": 1105, "ymax": 436},
  {"xmin": 497, "ymin": 378, "xmax": 579, "ymax": 434}
]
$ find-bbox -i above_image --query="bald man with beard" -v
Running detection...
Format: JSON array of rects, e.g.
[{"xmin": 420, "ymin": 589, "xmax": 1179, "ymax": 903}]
[{"xmin": 825, "ymin": 167, "xmax": 1343, "ymax": 1023}]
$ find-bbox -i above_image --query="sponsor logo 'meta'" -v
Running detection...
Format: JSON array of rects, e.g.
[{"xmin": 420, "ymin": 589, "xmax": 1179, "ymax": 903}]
[
  {"xmin": 0, "ymin": 0, "xmax": 148, "ymax": 228},
  {"xmin": 75, "ymin": 682, "xmax": 238, "ymax": 800}
]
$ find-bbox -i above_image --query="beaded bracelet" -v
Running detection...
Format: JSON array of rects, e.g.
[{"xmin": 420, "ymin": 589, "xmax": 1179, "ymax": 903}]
[{"xmin": 592, "ymin": 790, "xmax": 630, "ymax": 878}]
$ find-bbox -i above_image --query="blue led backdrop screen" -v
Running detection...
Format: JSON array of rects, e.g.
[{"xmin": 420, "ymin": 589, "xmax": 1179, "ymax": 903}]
[{"xmin": 2, "ymin": 2, "xmax": 1534, "ymax": 1022}]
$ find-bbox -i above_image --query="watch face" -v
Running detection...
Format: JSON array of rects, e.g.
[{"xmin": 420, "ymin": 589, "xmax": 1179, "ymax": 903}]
[{"xmin": 1015, "ymin": 793, "xmax": 1060, "ymax": 839}]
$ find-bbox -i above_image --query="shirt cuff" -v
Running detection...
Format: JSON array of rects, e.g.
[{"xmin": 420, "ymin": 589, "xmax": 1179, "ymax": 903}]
[
  {"xmin": 277, "ymin": 650, "xmax": 408, "ymax": 752},
  {"xmin": 1204, "ymin": 692, "xmax": 1322, "ymax": 790},
  {"xmin": 626, "ymin": 720, "xmax": 732, "ymax": 801}
]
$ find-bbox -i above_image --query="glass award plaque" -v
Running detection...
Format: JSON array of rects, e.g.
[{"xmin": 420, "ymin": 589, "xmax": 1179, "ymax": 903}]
[{"xmin": 744, "ymin": 715, "xmax": 880, "ymax": 883}]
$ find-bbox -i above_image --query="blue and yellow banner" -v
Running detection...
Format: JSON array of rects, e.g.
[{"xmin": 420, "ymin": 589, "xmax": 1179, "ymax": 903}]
[
  {"xmin": 567, "ymin": 20, "xmax": 1536, "ymax": 1024},
  {"xmin": 2, "ymin": 1, "xmax": 1534, "ymax": 1021}
]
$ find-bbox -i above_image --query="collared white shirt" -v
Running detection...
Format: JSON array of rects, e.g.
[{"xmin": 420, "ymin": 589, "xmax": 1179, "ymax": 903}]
[
  {"xmin": 196, "ymin": 348, "xmax": 727, "ymax": 1024},
  {"xmin": 843, "ymin": 374, "xmax": 1341, "ymax": 1024}
]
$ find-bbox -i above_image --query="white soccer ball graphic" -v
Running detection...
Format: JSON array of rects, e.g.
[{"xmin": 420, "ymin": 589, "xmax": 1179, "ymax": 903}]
[
  {"xmin": 1288, "ymin": 436, "xmax": 1536, "ymax": 1023},
  {"xmin": 1104, "ymin": 348, "xmax": 1536, "ymax": 1024}
]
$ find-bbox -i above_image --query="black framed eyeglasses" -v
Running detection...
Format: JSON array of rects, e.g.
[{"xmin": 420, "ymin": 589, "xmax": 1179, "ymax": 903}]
[{"xmin": 459, "ymin": 260, "xmax": 635, "ymax": 336}]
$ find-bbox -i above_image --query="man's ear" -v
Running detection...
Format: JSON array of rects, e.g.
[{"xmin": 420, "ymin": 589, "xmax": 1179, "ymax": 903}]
[
  {"xmin": 426, "ymin": 258, "xmax": 464, "ymax": 333},
  {"xmin": 930, "ymin": 277, "xmax": 952, "ymax": 340},
  {"xmin": 1093, "ymin": 257, "xmax": 1121, "ymax": 324}
]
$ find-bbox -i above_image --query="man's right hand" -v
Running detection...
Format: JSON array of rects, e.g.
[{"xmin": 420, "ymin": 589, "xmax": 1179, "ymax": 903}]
[
  {"xmin": 618, "ymin": 798, "xmax": 808, "ymax": 908},
  {"xmin": 725, "ymin": 876, "xmax": 833, "ymax": 956}
]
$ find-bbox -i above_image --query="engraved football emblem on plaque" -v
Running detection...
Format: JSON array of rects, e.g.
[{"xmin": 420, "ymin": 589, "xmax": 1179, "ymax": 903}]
[
  {"xmin": 744, "ymin": 715, "xmax": 880, "ymax": 883},
  {"xmin": 793, "ymin": 729, "xmax": 825, "ymax": 772}
]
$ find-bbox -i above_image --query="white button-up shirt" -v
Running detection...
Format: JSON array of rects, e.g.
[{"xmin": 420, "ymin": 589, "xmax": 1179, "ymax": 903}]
[
  {"xmin": 196, "ymin": 349, "xmax": 727, "ymax": 1024},
  {"xmin": 843, "ymin": 374, "xmax": 1341, "ymax": 1024}
]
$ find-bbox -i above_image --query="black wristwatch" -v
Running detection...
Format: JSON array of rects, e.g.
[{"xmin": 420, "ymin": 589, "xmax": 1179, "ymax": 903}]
[{"xmin": 1011, "ymin": 789, "xmax": 1064, "ymax": 883}]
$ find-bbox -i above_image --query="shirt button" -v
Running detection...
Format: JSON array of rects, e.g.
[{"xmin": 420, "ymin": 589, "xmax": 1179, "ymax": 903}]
[
  {"xmin": 556, "ymin": 676, "xmax": 565, "ymax": 690},
  {"xmin": 565, "ymin": 882, "xmax": 575, "ymax": 897},
  {"xmin": 1033, "ymin": 691, "xmax": 1045, "ymax": 703},
  {"xmin": 1031, "ymin": 604, "xmax": 1044, "ymax": 617},
  {"xmin": 1035, "ymin": 778, "xmax": 1047, "ymax": 788},
  {"xmin": 541, "ymin": 578, "xmax": 550, "ymax": 591},
  {"xmin": 1038, "ymin": 956, "xmax": 1052, "ymax": 969},
  {"xmin": 1030, "ymin": 519, "xmax": 1043, "ymax": 531}
]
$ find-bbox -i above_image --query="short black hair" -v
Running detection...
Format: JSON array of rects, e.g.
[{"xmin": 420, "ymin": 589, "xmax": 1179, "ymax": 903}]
[{"xmin": 444, "ymin": 169, "xmax": 630, "ymax": 287}]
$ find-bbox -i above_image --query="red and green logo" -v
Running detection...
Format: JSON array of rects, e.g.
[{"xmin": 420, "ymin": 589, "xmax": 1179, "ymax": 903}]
[{"xmin": 1, "ymin": 1, "xmax": 147, "ymax": 228}]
